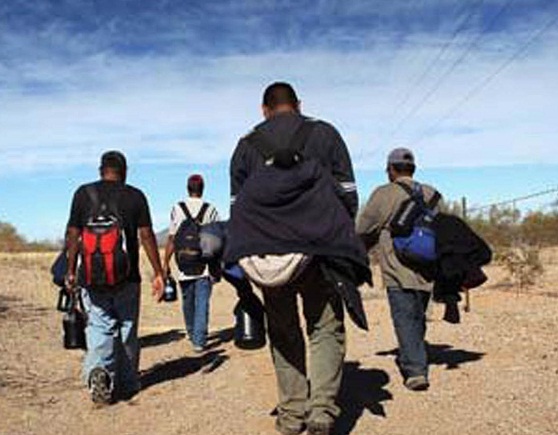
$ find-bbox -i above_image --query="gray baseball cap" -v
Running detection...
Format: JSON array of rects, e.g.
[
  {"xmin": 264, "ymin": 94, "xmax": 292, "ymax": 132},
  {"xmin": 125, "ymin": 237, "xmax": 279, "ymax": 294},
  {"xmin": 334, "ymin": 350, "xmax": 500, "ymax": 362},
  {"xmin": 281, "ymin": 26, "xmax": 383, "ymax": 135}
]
[{"xmin": 387, "ymin": 147, "xmax": 415, "ymax": 166}]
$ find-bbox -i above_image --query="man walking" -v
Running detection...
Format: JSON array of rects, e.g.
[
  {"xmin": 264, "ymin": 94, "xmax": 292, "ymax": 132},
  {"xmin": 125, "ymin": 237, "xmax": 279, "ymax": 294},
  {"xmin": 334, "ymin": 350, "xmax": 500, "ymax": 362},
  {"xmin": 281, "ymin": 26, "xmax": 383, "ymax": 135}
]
[
  {"xmin": 228, "ymin": 82, "xmax": 361, "ymax": 435},
  {"xmin": 356, "ymin": 148, "xmax": 441, "ymax": 391},
  {"xmin": 65, "ymin": 150, "xmax": 165, "ymax": 404},
  {"xmin": 163, "ymin": 174, "xmax": 220, "ymax": 353}
]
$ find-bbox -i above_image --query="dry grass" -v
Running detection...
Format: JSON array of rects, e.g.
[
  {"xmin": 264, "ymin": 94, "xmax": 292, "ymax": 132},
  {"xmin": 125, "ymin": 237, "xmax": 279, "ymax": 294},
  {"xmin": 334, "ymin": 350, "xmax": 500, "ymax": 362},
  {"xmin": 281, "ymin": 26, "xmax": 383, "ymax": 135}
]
[{"xmin": 1, "ymin": 249, "xmax": 558, "ymax": 434}]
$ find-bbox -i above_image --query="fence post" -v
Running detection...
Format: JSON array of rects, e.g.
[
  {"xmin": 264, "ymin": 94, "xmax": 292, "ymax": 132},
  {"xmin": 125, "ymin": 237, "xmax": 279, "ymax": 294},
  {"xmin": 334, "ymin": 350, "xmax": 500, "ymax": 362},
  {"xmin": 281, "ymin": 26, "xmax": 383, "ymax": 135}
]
[{"xmin": 462, "ymin": 196, "xmax": 471, "ymax": 312}]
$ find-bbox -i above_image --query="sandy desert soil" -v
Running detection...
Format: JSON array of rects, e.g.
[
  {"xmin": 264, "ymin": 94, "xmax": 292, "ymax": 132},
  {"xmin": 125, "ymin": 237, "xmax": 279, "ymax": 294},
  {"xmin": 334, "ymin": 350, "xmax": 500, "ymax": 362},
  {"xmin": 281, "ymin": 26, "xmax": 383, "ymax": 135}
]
[{"xmin": 0, "ymin": 251, "xmax": 557, "ymax": 435}]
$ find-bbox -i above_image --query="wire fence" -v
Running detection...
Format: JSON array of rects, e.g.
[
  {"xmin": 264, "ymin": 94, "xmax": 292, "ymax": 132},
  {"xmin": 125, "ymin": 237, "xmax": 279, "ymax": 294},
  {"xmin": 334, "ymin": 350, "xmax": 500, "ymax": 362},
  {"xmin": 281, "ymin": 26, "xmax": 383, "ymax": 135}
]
[{"xmin": 466, "ymin": 186, "xmax": 558, "ymax": 215}]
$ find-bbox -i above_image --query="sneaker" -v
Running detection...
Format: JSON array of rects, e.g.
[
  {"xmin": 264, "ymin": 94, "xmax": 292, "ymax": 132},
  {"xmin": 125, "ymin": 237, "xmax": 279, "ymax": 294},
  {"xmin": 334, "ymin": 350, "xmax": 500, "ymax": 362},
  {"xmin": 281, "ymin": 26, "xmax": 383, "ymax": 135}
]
[
  {"xmin": 404, "ymin": 375, "xmax": 430, "ymax": 391},
  {"xmin": 192, "ymin": 344, "xmax": 205, "ymax": 354},
  {"xmin": 307, "ymin": 420, "xmax": 333, "ymax": 435},
  {"xmin": 88, "ymin": 367, "xmax": 113, "ymax": 404},
  {"xmin": 275, "ymin": 418, "xmax": 305, "ymax": 435}
]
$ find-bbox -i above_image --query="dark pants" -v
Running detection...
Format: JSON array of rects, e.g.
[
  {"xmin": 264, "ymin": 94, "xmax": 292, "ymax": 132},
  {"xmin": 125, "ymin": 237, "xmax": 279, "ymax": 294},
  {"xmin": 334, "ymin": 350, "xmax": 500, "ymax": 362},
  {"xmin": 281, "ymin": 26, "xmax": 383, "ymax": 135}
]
[
  {"xmin": 262, "ymin": 264, "xmax": 346, "ymax": 431},
  {"xmin": 387, "ymin": 288, "xmax": 430, "ymax": 380}
]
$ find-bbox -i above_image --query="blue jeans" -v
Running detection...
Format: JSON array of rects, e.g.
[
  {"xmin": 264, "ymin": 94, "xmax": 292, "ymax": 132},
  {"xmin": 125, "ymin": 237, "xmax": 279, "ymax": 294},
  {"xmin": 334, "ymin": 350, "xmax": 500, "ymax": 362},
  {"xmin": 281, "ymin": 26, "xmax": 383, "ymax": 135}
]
[
  {"xmin": 81, "ymin": 282, "xmax": 140, "ymax": 393},
  {"xmin": 387, "ymin": 288, "xmax": 430, "ymax": 380},
  {"xmin": 180, "ymin": 277, "xmax": 212, "ymax": 347}
]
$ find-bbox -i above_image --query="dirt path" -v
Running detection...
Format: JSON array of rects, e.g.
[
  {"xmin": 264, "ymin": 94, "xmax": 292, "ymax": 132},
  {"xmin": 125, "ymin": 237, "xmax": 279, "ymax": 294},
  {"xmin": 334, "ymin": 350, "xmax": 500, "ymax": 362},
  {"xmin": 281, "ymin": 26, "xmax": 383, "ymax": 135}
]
[{"xmin": 1, "ymin": 254, "xmax": 557, "ymax": 435}]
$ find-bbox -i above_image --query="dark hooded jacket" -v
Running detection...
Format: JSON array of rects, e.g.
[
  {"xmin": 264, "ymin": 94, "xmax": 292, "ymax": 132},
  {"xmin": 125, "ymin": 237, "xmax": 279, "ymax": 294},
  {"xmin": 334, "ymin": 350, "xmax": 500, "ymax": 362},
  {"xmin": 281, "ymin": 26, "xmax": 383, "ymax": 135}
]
[{"xmin": 226, "ymin": 112, "xmax": 371, "ymax": 329}]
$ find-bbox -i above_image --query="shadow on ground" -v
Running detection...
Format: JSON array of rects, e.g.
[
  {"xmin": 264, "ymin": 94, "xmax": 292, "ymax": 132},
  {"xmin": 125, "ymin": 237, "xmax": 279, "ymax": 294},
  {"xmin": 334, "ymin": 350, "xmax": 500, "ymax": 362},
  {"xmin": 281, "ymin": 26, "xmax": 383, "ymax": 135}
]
[
  {"xmin": 140, "ymin": 349, "xmax": 230, "ymax": 391},
  {"xmin": 334, "ymin": 361, "xmax": 392, "ymax": 435},
  {"xmin": 0, "ymin": 295, "xmax": 19, "ymax": 317},
  {"xmin": 377, "ymin": 343, "xmax": 485, "ymax": 370},
  {"xmin": 139, "ymin": 329, "xmax": 186, "ymax": 349},
  {"xmin": 427, "ymin": 343, "xmax": 485, "ymax": 369},
  {"xmin": 0, "ymin": 295, "xmax": 50, "ymax": 321},
  {"xmin": 205, "ymin": 327, "xmax": 235, "ymax": 351}
]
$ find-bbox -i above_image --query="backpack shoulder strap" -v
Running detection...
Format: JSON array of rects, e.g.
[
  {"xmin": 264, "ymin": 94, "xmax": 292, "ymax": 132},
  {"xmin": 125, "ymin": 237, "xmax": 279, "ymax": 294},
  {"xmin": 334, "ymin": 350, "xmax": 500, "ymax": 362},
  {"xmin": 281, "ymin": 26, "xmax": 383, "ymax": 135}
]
[
  {"xmin": 426, "ymin": 191, "xmax": 441, "ymax": 210},
  {"xmin": 195, "ymin": 203, "xmax": 210, "ymax": 224},
  {"xmin": 86, "ymin": 184, "xmax": 123, "ymax": 221},
  {"xmin": 106, "ymin": 191, "xmax": 123, "ymax": 221},
  {"xmin": 85, "ymin": 185, "xmax": 101, "ymax": 216},
  {"xmin": 395, "ymin": 181, "xmax": 419, "ymax": 199},
  {"xmin": 395, "ymin": 181, "xmax": 441, "ymax": 211},
  {"xmin": 178, "ymin": 202, "xmax": 193, "ymax": 222}
]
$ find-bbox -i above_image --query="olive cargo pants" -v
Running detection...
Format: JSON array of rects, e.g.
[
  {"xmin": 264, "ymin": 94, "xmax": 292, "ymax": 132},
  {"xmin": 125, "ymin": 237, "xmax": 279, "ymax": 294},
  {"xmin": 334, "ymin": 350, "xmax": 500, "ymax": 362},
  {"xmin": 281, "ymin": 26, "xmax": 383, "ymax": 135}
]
[{"xmin": 262, "ymin": 264, "xmax": 346, "ymax": 431}]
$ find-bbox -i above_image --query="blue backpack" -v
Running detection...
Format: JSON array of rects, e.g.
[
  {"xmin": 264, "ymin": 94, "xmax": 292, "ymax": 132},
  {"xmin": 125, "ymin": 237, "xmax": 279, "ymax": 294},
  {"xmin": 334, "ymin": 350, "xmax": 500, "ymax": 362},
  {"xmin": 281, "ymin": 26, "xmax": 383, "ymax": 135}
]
[{"xmin": 389, "ymin": 182, "xmax": 441, "ymax": 269}]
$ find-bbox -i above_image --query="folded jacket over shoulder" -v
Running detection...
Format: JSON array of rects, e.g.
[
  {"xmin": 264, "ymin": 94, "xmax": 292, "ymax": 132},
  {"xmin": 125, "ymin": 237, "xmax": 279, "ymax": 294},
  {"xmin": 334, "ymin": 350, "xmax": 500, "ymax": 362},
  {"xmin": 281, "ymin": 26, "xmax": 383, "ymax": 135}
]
[
  {"xmin": 224, "ymin": 159, "xmax": 371, "ymax": 329},
  {"xmin": 432, "ymin": 213, "xmax": 492, "ymax": 301}
]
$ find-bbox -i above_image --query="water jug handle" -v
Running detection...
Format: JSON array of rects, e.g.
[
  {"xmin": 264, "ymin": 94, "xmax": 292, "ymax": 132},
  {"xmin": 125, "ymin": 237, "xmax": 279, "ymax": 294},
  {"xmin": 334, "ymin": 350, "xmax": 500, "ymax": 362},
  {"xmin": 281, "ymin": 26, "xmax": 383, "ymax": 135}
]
[
  {"xmin": 57, "ymin": 288, "xmax": 69, "ymax": 312},
  {"xmin": 69, "ymin": 292, "xmax": 79, "ymax": 312}
]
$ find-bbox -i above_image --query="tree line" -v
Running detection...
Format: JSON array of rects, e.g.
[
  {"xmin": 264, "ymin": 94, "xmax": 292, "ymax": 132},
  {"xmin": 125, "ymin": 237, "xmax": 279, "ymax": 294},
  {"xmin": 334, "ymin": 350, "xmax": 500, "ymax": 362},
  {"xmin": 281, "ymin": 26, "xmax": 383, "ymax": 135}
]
[
  {"xmin": 1, "ymin": 204, "xmax": 557, "ymax": 253},
  {"xmin": 0, "ymin": 222, "xmax": 60, "ymax": 252},
  {"xmin": 443, "ymin": 201, "xmax": 558, "ymax": 248}
]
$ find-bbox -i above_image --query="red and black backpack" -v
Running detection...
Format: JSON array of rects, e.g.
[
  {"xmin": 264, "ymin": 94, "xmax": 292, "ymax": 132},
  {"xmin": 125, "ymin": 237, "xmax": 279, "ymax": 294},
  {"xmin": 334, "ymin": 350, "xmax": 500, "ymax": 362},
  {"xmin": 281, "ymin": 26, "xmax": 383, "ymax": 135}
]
[{"xmin": 79, "ymin": 186, "xmax": 129, "ymax": 289}]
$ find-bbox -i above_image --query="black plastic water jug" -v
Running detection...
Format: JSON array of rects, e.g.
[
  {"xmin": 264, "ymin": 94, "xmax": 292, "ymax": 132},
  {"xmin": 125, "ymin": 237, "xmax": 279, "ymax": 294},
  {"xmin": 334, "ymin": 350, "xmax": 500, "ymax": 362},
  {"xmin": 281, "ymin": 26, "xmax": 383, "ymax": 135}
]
[
  {"xmin": 233, "ymin": 301, "xmax": 266, "ymax": 350},
  {"xmin": 61, "ymin": 293, "xmax": 87, "ymax": 350},
  {"xmin": 63, "ymin": 310, "xmax": 87, "ymax": 350},
  {"xmin": 163, "ymin": 275, "xmax": 178, "ymax": 302}
]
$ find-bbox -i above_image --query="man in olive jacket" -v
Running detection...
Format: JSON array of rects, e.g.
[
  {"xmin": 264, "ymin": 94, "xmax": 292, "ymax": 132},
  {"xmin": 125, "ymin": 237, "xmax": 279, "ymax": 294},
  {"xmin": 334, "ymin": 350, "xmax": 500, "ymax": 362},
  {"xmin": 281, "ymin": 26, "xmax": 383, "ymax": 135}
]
[{"xmin": 356, "ymin": 148, "xmax": 441, "ymax": 391}]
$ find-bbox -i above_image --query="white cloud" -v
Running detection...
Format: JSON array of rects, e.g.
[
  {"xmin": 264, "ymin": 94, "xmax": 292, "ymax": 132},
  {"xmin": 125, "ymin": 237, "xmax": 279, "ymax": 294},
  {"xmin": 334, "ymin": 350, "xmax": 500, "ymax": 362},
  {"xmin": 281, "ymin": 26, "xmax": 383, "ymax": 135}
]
[{"xmin": 0, "ymin": 9, "xmax": 557, "ymax": 176}]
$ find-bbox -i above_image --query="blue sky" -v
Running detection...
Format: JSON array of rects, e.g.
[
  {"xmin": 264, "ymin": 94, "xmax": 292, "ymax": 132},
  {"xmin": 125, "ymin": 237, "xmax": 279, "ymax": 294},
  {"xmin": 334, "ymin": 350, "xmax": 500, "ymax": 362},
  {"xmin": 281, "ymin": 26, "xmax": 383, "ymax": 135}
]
[{"xmin": 1, "ymin": 0, "xmax": 557, "ymax": 240}]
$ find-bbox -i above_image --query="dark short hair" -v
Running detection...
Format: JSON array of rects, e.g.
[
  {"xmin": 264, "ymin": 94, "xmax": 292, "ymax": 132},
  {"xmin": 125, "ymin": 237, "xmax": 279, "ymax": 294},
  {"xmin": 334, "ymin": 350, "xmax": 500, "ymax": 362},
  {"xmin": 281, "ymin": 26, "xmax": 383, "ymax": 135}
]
[
  {"xmin": 262, "ymin": 82, "xmax": 299, "ymax": 109},
  {"xmin": 187, "ymin": 174, "xmax": 204, "ymax": 196},
  {"xmin": 389, "ymin": 162, "xmax": 416, "ymax": 176},
  {"xmin": 100, "ymin": 150, "xmax": 127, "ymax": 176}
]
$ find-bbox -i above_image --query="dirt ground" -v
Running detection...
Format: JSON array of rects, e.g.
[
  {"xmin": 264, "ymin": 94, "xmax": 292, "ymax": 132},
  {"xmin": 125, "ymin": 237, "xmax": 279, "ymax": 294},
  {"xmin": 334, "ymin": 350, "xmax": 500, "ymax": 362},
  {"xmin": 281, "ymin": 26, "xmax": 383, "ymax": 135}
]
[{"xmin": 0, "ymin": 251, "xmax": 557, "ymax": 435}]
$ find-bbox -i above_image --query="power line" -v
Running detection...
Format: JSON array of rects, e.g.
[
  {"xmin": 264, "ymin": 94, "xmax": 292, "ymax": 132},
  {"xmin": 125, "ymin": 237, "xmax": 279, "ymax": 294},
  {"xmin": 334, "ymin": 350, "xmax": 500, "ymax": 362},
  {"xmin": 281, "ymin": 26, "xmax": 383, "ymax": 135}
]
[
  {"xmin": 388, "ymin": 0, "xmax": 486, "ymax": 124},
  {"xmin": 467, "ymin": 187, "xmax": 558, "ymax": 214},
  {"xmin": 411, "ymin": 10, "xmax": 558, "ymax": 146},
  {"xmin": 390, "ymin": 0, "xmax": 517, "ymax": 139}
]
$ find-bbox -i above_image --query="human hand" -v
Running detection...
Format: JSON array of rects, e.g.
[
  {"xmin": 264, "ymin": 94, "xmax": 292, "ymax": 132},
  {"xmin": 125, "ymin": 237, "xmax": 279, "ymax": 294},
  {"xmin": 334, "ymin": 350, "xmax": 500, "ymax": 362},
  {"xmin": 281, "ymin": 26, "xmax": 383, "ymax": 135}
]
[
  {"xmin": 64, "ymin": 273, "xmax": 77, "ymax": 295},
  {"xmin": 151, "ymin": 274, "xmax": 165, "ymax": 302}
]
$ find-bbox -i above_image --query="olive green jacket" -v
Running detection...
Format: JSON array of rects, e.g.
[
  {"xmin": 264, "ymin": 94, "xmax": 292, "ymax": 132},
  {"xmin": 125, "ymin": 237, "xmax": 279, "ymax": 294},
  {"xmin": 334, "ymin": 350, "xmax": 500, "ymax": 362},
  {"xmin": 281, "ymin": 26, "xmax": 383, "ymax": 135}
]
[{"xmin": 356, "ymin": 176, "xmax": 441, "ymax": 292}]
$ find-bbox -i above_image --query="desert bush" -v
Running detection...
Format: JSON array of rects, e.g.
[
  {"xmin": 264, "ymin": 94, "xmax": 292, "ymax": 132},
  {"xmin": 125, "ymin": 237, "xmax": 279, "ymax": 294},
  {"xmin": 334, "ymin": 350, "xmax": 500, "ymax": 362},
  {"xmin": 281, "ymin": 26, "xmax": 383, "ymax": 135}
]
[
  {"xmin": 520, "ymin": 211, "xmax": 558, "ymax": 246},
  {"xmin": 468, "ymin": 206, "xmax": 521, "ymax": 248},
  {"xmin": 0, "ymin": 221, "xmax": 59, "ymax": 253},
  {"xmin": 467, "ymin": 206, "xmax": 558, "ymax": 250},
  {"xmin": 0, "ymin": 222, "xmax": 26, "ymax": 252},
  {"xmin": 496, "ymin": 244, "xmax": 544, "ymax": 289},
  {"xmin": 455, "ymin": 204, "xmax": 556, "ymax": 288}
]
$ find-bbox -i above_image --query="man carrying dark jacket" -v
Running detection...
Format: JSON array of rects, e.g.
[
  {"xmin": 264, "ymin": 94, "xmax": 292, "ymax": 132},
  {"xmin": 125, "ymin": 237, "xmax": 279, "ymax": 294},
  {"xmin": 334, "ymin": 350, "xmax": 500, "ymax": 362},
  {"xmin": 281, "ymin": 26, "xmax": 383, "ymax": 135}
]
[
  {"xmin": 228, "ymin": 82, "xmax": 361, "ymax": 435},
  {"xmin": 356, "ymin": 148, "xmax": 441, "ymax": 392}
]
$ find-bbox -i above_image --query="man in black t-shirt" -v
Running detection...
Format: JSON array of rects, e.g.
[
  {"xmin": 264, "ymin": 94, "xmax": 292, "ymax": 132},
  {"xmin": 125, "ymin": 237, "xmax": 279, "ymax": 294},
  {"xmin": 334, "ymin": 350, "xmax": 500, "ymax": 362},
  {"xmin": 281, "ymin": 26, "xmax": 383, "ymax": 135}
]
[{"xmin": 65, "ymin": 150, "xmax": 164, "ymax": 405}]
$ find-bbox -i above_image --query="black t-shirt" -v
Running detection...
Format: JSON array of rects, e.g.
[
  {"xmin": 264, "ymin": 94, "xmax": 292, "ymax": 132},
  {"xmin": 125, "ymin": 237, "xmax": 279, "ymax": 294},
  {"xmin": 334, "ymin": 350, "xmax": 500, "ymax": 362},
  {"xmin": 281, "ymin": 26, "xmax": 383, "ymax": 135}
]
[{"xmin": 67, "ymin": 180, "xmax": 152, "ymax": 283}]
